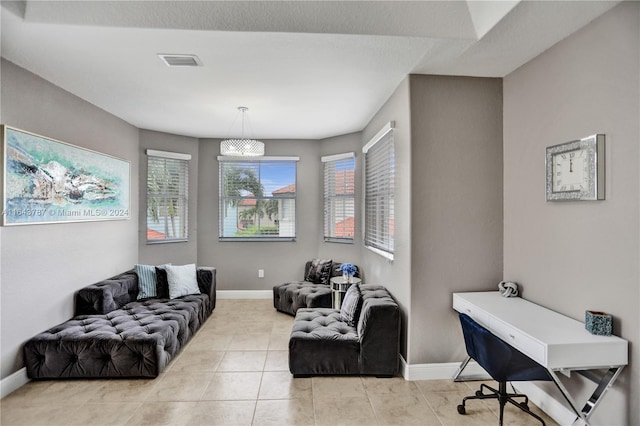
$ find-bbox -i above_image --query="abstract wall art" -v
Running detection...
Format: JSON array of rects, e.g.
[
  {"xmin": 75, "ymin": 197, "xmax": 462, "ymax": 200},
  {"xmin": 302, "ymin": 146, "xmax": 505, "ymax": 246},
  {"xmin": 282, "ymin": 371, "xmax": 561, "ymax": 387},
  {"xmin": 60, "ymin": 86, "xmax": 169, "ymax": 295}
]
[{"xmin": 1, "ymin": 125, "xmax": 130, "ymax": 225}]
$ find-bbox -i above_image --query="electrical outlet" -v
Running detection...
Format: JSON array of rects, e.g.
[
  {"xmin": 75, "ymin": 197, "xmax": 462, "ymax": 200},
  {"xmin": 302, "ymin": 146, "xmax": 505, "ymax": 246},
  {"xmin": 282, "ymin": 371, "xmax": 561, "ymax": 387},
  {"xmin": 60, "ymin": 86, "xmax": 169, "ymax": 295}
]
[{"xmin": 258, "ymin": 269, "xmax": 264, "ymax": 278}]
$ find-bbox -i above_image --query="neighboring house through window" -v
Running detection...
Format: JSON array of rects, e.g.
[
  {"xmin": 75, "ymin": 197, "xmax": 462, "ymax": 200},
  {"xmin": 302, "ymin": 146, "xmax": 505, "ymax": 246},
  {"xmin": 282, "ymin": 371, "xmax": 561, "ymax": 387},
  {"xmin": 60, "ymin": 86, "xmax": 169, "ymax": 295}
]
[
  {"xmin": 363, "ymin": 122, "xmax": 395, "ymax": 259},
  {"xmin": 219, "ymin": 156, "xmax": 298, "ymax": 240},
  {"xmin": 146, "ymin": 149, "xmax": 190, "ymax": 243},
  {"xmin": 322, "ymin": 152, "xmax": 355, "ymax": 243}
]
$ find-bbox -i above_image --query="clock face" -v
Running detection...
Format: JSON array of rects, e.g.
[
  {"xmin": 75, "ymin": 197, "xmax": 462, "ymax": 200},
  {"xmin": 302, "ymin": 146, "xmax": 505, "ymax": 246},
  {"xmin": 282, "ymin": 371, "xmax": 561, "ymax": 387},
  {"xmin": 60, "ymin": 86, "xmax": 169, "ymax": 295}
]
[
  {"xmin": 545, "ymin": 134, "xmax": 605, "ymax": 201},
  {"xmin": 552, "ymin": 149, "xmax": 589, "ymax": 192}
]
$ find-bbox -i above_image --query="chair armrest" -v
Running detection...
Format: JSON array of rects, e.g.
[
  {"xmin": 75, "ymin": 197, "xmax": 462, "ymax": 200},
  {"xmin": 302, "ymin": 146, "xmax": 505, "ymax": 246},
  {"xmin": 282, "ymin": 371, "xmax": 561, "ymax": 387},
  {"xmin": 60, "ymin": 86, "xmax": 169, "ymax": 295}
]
[
  {"xmin": 357, "ymin": 285, "xmax": 400, "ymax": 375},
  {"xmin": 75, "ymin": 271, "xmax": 138, "ymax": 315},
  {"xmin": 197, "ymin": 267, "xmax": 217, "ymax": 312}
]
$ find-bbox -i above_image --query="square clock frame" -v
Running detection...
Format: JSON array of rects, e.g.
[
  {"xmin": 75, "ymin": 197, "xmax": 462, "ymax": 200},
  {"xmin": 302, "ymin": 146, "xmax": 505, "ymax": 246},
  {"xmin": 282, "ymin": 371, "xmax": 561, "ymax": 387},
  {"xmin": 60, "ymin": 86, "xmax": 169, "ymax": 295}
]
[{"xmin": 546, "ymin": 134, "xmax": 605, "ymax": 201}]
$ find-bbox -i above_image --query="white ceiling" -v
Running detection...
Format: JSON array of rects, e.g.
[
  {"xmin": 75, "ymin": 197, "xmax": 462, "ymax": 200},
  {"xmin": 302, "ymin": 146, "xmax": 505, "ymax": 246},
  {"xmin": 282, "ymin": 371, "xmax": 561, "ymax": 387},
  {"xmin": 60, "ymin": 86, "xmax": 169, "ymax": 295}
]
[{"xmin": 1, "ymin": 1, "xmax": 619, "ymax": 140}]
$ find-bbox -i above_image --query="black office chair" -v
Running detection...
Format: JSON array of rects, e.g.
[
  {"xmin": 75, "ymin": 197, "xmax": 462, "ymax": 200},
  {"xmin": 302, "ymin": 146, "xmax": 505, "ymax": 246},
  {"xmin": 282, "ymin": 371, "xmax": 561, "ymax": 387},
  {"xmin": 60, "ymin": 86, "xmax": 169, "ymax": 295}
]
[{"xmin": 457, "ymin": 313, "xmax": 552, "ymax": 425}]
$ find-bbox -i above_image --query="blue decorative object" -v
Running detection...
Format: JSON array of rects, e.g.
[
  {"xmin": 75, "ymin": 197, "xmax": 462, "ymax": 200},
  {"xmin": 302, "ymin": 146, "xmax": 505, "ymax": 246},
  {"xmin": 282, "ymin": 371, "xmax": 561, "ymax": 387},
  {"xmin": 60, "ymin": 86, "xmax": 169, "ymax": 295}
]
[
  {"xmin": 585, "ymin": 310, "xmax": 612, "ymax": 336},
  {"xmin": 340, "ymin": 263, "xmax": 357, "ymax": 283},
  {"xmin": 340, "ymin": 263, "xmax": 357, "ymax": 276}
]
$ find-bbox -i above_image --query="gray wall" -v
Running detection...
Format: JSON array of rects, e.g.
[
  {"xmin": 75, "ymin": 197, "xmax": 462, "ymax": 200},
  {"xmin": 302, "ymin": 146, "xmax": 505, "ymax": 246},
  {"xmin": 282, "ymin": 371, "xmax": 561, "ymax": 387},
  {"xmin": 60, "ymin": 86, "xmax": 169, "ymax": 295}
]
[
  {"xmin": 408, "ymin": 75, "xmax": 503, "ymax": 364},
  {"xmin": 138, "ymin": 129, "xmax": 199, "ymax": 265},
  {"xmin": 357, "ymin": 74, "xmax": 503, "ymax": 366},
  {"xmin": 197, "ymin": 138, "xmax": 323, "ymax": 290},
  {"xmin": 503, "ymin": 3, "xmax": 639, "ymax": 424},
  {"xmin": 360, "ymin": 77, "xmax": 412, "ymax": 360},
  {"xmin": 0, "ymin": 59, "xmax": 139, "ymax": 379}
]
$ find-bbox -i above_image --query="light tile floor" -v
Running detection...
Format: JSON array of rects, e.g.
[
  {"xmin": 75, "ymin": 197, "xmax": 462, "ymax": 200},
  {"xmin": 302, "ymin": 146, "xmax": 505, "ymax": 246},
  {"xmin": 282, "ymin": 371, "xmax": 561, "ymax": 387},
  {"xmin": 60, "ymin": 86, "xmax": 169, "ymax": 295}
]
[{"xmin": 1, "ymin": 299, "xmax": 558, "ymax": 425}]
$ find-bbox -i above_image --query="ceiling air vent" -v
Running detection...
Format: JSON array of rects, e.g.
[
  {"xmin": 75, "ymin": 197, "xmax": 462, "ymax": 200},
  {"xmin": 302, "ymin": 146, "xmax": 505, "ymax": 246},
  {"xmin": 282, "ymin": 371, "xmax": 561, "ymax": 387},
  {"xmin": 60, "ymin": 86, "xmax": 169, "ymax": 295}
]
[{"xmin": 158, "ymin": 54, "xmax": 202, "ymax": 67}]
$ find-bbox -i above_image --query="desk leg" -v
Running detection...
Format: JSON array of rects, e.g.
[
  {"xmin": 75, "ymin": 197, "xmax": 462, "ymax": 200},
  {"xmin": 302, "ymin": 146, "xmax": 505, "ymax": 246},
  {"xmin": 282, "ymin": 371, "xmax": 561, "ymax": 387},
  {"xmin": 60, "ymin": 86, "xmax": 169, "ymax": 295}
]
[
  {"xmin": 452, "ymin": 356, "xmax": 471, "ymax": 382},
  {"xmin": 578, "ymin": 367, "xmax": 623, "ymax": 421},
  {"xmin": 548, "ymin": 366, "xmax": 624, "ymax": 425},
  {"xmin": 547, "ymin": 370, "xmax": 585, "ymax": 424},
  {"xmin": 452, "ymin": 356, "xmax": 491, "ymax": 382}
]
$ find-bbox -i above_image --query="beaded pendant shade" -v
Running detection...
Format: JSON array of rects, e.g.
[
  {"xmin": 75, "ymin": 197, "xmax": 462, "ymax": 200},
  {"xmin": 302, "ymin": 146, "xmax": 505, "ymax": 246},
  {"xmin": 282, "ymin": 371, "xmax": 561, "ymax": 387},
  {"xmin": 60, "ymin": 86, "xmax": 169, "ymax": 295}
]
[{"xmin": 220, "ymin": 107, "xmax": 265, "ymax": 157}]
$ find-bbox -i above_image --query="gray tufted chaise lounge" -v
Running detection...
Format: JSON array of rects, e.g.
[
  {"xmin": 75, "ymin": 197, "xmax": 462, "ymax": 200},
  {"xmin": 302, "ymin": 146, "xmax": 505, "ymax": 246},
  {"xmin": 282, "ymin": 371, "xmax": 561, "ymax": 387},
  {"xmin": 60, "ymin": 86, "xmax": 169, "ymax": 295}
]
[
  {"xmin": 288, "ymin": 284, "xmax": 400, "ymax": 377},
  {"xmin": 273, "ymin": 261, "xmax": 359, "ymax": 315},
  {"xmin": 23, "ymin": 267, "xmax": 215, "ymax": 379}
]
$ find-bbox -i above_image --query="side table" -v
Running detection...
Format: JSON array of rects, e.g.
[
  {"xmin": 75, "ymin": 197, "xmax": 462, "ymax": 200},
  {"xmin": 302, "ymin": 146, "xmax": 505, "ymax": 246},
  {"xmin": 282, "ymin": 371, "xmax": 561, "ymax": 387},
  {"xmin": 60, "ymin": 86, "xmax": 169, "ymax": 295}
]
[{"xmin": 330, "ymin": 276, "xmax": 362, "ymax": 309}]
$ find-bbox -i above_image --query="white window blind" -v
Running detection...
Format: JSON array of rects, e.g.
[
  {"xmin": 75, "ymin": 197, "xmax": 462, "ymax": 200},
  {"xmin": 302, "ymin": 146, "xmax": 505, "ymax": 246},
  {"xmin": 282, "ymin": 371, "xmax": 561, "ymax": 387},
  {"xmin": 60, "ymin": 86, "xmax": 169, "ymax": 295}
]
[
  {"xmin": 322, "ymin": 152, "xmax": 355, "ymax": 243},
  {"xmin": 146, "ymin": 149, "xmax": 190, "ymax": 243},
  {"xmin": 363, "ymin": 122, "xmax": 395, "ymax": 259},
  {"xmin": 218, "ymin": 157, "xmax": 298, "ymax": 241}
]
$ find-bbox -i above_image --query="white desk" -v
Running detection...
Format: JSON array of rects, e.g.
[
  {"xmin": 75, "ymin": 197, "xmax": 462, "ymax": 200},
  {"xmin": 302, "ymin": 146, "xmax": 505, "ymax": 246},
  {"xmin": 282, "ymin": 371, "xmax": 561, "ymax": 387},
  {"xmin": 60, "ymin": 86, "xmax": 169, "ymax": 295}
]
[{"xmin": 452, "ymin": 292, "xmax": 628, "ymax": 425}]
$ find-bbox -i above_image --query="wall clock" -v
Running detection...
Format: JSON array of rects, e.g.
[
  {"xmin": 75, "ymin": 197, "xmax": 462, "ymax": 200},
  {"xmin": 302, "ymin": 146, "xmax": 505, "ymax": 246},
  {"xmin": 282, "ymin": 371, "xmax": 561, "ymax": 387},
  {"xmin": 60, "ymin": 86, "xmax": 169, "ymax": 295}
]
[{"xmin": 546, "ymin": 134, "xmax": 605, "ymax": 201}]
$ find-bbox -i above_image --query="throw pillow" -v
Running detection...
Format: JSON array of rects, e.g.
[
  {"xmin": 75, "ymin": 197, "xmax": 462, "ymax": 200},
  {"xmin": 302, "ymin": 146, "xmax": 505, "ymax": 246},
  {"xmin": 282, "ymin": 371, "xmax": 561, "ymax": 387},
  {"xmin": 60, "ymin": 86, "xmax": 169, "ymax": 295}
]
[
  {"xmin": 155, "ymin": 266, "xmax": 170, "ymax": 299},
  {"xmin": 165, "ymin": 264, "xmax": 200, "ymax": 299},
  {"xmin": 304, "ymin": 258, "xmax": 333, "ymax": 285},
  {"xmin": 340, "ymin": 284, "xmax": 363, "ymax": 326},
  {"xmin": 135, "ymin": 264, "xmax": 169, "ymax": 299}
]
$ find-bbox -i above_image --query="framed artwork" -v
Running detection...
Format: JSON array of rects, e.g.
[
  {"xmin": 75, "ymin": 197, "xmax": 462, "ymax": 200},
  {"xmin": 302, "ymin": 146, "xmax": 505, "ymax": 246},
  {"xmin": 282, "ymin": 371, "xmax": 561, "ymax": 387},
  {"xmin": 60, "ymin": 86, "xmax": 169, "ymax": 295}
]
[{"xmin": 2, "ymin": 125, "xmax": 130, "ymax": 225}]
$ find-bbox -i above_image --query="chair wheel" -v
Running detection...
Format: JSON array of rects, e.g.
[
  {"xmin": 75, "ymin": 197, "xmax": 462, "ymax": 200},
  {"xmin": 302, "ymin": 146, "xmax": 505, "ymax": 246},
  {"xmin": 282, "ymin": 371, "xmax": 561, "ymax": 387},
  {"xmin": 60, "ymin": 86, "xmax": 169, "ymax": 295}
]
[
  {"xmin": 475, "ymin": 390, "xmax": 483, "ymax": 397},
  {"xmin": 457, "ymin": 404, "xmax": 466, "ymax": 415}
]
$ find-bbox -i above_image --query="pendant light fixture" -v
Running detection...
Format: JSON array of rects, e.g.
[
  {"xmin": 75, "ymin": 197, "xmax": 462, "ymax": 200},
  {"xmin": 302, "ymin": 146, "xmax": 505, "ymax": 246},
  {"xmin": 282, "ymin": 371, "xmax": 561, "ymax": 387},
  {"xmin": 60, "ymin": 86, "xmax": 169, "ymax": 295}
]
[{"xmin": 220, "ymin": 107, "xmax": 265, "ymax": 157}]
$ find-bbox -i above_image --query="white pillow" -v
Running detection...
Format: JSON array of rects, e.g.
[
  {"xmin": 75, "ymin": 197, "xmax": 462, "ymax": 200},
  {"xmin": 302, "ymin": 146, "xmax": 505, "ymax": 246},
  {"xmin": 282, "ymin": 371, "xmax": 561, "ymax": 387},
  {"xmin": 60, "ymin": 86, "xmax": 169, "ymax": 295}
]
[{"xmin": 165, "ymin": 264, "xmax": 200, "ymax": 299}]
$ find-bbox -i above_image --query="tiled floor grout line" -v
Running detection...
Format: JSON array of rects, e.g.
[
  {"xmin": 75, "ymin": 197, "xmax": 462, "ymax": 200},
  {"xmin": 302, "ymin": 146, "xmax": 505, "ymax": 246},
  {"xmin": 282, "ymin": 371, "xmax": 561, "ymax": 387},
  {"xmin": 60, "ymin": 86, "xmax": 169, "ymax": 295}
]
[
  {"xmin": 362, "ymin": 378, "xmax": 381, "ymax": 426},
  {"xmin": 414, "ymin": 385, "xmax": 445, "ymax": 426},
  {"xmin": 252, "ymin": 367, "xmax": 264, "ymax": 426},
  {"xmin": 310, "ymin": 375, "xmax": 317, "ymax": 426},
  {"xmin": 121, "ymin": 401, "xmax": 144, "ymax": 425}
]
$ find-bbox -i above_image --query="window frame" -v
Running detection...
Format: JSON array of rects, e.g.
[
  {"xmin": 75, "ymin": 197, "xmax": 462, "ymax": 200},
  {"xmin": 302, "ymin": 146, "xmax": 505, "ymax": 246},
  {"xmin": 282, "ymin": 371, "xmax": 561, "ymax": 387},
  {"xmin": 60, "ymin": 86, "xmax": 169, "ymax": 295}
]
[
  {"xmin": 362, "ymin": 122, "xmax": 395, "ymax": 260},
  {"xmin": 218, "ymin": 156, "xmax": 299, "ymax": 242},
  {"xmin": 146, "ymin": 149, "xmax": 191, "ymax": 244},
  {"xmin": 322, "ymin": 152, "xmax": 356, "ymax": 244}
]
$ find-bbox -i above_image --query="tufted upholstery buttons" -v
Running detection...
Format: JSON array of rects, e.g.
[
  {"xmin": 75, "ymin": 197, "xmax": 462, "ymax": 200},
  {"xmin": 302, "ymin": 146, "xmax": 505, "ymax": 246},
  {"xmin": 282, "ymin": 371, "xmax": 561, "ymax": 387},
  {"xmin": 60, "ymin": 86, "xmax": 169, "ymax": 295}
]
[
  {"xmin": 24, "ymin": 293, "xmax": 211, "ymax": 379},
  {"xmin": 288, "ymin": 285, "xmax": 400, "ymax": 377},
  {"xmin": 290, "ymin": 309, "xmax": 358, "ymax": 342},
  {"xmin": 272, "ymin": 282, "xmax": 332, "ymax": 316},
  {"xmin": 24, "ymin": 266, "xmax": 216, "ymax": 380},
  {"xmin": 273, "ymin": 262, "xmax": 362, "ymax": 316}
]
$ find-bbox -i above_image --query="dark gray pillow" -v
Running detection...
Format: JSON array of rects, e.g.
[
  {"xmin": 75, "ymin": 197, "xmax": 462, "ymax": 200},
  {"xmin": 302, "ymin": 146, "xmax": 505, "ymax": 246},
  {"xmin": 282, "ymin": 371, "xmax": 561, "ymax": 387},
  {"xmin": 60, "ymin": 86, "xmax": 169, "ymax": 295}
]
[
  {"xmin": 304, "ymin": 258, "xmax": 333, "ymax": 285},
  {"xmin": 155, "ymin": 266, "xmax": 170, "ymax": 299},
  {"xmin": 340, "ymin": 284, "xmax": 362, "ymax": 326}
]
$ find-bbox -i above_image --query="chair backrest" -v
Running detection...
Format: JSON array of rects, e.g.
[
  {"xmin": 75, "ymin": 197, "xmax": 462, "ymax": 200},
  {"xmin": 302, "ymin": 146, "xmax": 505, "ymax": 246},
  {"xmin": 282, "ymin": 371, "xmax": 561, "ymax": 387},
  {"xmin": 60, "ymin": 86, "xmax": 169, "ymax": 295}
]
[{"xmin": 459, "ymin": 313, "xmax": 551, "ymax": 382}]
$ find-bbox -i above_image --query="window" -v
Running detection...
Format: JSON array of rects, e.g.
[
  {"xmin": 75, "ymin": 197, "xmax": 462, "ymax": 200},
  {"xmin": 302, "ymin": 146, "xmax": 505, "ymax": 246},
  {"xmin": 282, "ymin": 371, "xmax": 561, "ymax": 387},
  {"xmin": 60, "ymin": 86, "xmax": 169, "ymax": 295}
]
[
  {"xmin": 146, "ymin": 149, "xmax": 190, "ymax": 243},
  {"xmin": 322, "ymin": 152, "xmax": 355, "ymax": 243},
  {"xmin": 363, "ymin": 122, "xmax": 395, "ymax": 259},
  {"xmin": 219, "ymin": 157, "xmax": 298, "ymax": 240}
]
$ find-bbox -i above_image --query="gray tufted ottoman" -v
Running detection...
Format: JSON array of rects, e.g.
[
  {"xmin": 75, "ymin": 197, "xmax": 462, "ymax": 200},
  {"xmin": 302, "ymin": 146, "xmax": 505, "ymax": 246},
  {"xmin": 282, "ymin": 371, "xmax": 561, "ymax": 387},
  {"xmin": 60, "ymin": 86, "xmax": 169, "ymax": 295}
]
[
  {"xmin": 288, "ymin": 285, "xmax": 400, "ymax": 377},
  {"xmin": 273, "ymin": 261, "xmax": 360, "ymax": 315},
  {"xmin": 273, "ymin": 281, "xmax": 333, "ymax": 315}
]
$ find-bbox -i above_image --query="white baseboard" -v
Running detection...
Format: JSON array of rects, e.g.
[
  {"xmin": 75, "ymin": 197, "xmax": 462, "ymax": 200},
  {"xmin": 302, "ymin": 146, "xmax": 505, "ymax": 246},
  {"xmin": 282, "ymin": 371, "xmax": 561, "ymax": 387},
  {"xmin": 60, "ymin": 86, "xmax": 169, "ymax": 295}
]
[
  {"xmin": 400, "ymin": 359, "xmax": 575, "ymax": 426},
  {"xmin": 399, "ymin": 356, "xmax": 490, "ymax": 381},
  {"xmin": 1, "ymin": 367, "xmax": 29, "ymax": 399},
  {"xmin": 514, "ymin": 382, "xmax": 579, "ymax": 426},
  {"xmin": 216, "ymin": 290, "xmax": 272, "ymax": 299}
]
